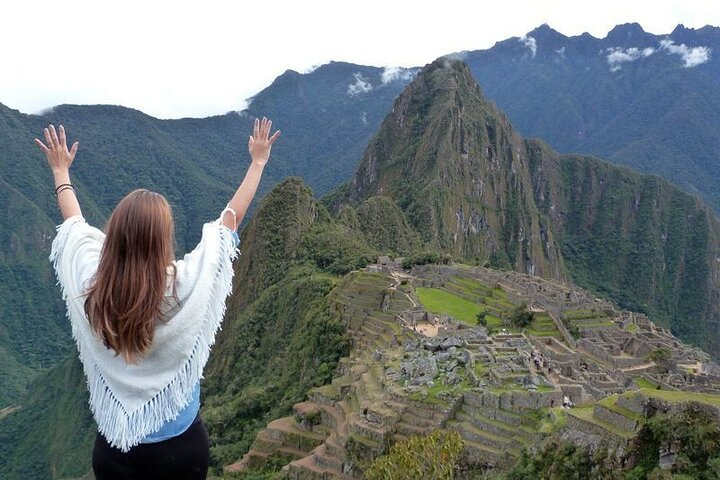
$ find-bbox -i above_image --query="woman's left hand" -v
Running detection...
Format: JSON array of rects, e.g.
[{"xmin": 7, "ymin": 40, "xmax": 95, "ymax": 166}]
[
  {"xmin": 248, "ymin": 117, "xmax": 280, "ymax": 167},
  {"xmin": 35, "ymin": 124, "xmax": 79, "ymax": 173}
]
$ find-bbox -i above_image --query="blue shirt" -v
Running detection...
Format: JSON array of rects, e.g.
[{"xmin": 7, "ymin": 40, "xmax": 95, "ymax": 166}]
[
  {"xmin": 140, "ymin": 383, "xmax": 200, "ymax": 443},
  {"xmin": 140, "ymin": 228, "xmax": 239, "ymax": 444}
]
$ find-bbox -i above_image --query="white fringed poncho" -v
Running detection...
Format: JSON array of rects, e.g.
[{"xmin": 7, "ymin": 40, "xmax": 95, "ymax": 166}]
[{"xmin": 50, "ymin": 215, "xmax": 239, "ymax": 452}]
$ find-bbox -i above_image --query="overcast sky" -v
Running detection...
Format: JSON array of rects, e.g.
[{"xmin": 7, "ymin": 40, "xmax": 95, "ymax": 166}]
[{"xmin": 2, "ymin": 0, "xmax": 718, "ymax": 119}]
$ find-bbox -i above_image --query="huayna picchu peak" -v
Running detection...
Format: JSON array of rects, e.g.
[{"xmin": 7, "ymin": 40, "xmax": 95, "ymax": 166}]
[{"xmin": 345, "ymin": 59, "xmax": 566, "ymax": 279}]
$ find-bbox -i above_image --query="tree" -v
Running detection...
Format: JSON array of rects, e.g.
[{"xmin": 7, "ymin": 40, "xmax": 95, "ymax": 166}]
[
  {"xmin": 509, "ymin": 304, "xmax": 534, "ymax": 328},
  {"xmin": 364, "ymin": 430, "xmax": 463, "ymax": 480},
  {"xmin": 646, "ymin": 347, "xmax": 672, "ymax": 374},
  {"xmin": 476, "ymin": 310, "xmax": 487, "ymax": 327}
]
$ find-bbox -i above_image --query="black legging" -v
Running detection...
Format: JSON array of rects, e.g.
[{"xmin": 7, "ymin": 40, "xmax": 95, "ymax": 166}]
[{"xmin": 92, "ymin": 414, "xmax": 209, "ymax": 480}]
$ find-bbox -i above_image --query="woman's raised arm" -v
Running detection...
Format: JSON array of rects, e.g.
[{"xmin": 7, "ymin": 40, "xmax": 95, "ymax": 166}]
[
  {"xmin": 221, "ymin": 117, "xmax": 280, "ymax": 230},
  {"xmin": 35, "ymin": 124, "xmax": 82, "ymax": 220}
]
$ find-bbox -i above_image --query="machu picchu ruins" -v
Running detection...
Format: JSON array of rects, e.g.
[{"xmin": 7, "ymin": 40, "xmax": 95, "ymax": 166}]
[{"xmin": 226, "ymin": 262, "xmax": 720, "ymax": 479}]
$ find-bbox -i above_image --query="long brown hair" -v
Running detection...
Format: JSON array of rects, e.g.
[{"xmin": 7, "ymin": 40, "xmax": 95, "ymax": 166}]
[{"xmin": 85, "ymin": 189, "xmax": 176, "ymax": 363}]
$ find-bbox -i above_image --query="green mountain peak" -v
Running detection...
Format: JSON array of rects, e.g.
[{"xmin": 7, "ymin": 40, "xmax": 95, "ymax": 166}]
[{"xmin": 348, "ymin": 58, "xmax": 563, "ymax": 277}]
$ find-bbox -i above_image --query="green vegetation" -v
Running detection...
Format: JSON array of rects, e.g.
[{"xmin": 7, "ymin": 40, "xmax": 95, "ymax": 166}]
[
  {"xmin": 597, "ymin": 396, "xmax": 644, "ymax": 423},
  {"xmin": 647, "ymin": 348, "xmax": 673, "ymax": 375},
  {"xmin": 540, "ymin": 149, "xmax": 720, "ymax": 355},
  {"xmin": 408, "ymin": 379, "xmax": 470, "ymax": 406},
  {"xmin": 0, "ymin": 356, "xmax": 95, "ymax": 479},
  {"xmin": 299, "ymin": 217, "xmax": 376, "ymax": 275},
  {"xmin": 526, "ymin": 313, "xmax": 562, "ymax": 338},
  {"xmin": 507, "ymin": 395, "xmax": 720, "ymax": 479},
  {"xmin": 634, "ymin": 378, "xmax": 657, "ymax": 390},
  {"xmin": 559, "ymin": 314, "xmax": 582, "ymax": 339},
  {"xmin": 365, "ymin": 430, "xmax": 463, "ymax": 480},
  {"xmin": 401, "ymin": 252, "xmax": 452, "ymax": 269},
  {"xmin": 624, "ymin": 323, "xmax": 640, "ymax": 333},
  {"xmin": 224, "ymin": 453, "xmax": 290, "ymax": 480},
  {"xmin": 505, "ymin": 439, "xmax": 621, "ymax": 480},
  {"xmin": 354, "ymin": 196, "xmax": 420, "ymax": 254},
  {"xmin": 422, "ymin": 276, "xmax": 516, "ymax": 331},
  {"xmin": 415, "ymin": 287, "xmax": 484, "ymax": 325},
  {"xmin": 628, "ymin": 404, "xmax": 720, "ymax": 479},
  {"xmin": 539, "ymin": 408, "xmax": 567, "ymax": 434},
  {"xmin": 563, "ymin": 308, "xmax": 608, "ymax": 320},
  {"xmin": 201, "ymin": 182, "xmax": 356, "ymax": 472},
  {"xmin": 633, "ymin": 389, "xmax": 720, "ymax": 408},
  {"xmin": 508, "ymin": 304, "xmax": 534, "ymax": 328},
  {"xmin": 567, "ymin": 405, "xmax": 636, "ymax": 440}
]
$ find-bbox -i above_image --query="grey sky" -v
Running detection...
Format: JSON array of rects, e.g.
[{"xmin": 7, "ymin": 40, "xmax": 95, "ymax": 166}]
[{"xmin": 2, "ymin": 0, "xmax": 718, "ymax": 119}]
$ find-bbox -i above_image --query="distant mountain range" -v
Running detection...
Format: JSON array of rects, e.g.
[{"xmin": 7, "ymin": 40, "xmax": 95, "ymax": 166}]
[
  {"xmin": 464, "ymin": 23, "xmax": 720, "ymax": 211},
  {"xmin": 245, "ymin": 22, "xmax": 720, "ymax": 213}
]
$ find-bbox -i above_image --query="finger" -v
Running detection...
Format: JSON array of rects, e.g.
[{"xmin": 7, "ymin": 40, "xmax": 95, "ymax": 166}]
[
  {"xmin": 49, "ymin": 125, "xmax": 60, "ymax": 148},
  {"xmin": 263, "ymin": 117, "xmax": 270, "ymax": 139},
  {"xmin": 69, "ymin": 141, "xmax": 79, "ymax": 158},
  {"xmin": 44, "ymin": 128, "xmax": 53, "ymax": 147},
  {"xmin": 253, "ymin": 118, "xmax": 260, "ymax": 138},
  {"xmin": 34, "ymin": 138, "xmax": 50, "ymax": 153},
  {"xmin": 260, "ymin": 117, "xmax": 268, "ymax": 138},
  {"xmin": 59, "ymin": 125, "xmax": 67, "ymax": 148},
  {"xmin": 265, "ymin": 119, "xmax": 272, "ymax": 139},
  {"xmin": 248, "ymin": 135, "xmax": 253, "ymax": 151},
  {"xmin": 269, "ymin": 130, "xmax": 281, "ymax": 145}
]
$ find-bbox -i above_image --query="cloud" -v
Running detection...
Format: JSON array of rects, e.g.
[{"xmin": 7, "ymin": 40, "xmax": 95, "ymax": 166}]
[
  {"xmin": 235, "ymin": 98, "xmax": 251, "ymax": 114},
  {"xmin": 347, "ymin": 73, "xmax": 373, "ymax": 97},
  {"xmin": 659, "ymin": 39, "xmax": 711, "ymax": 67},
  {"xmin": 606, "ymin": 47, "xmax": 654, "ymax": 72},
  {"xmin": 380, "ymin": 66, "xmax": 418, "ymax": 84},
  {"xmin": 518, "ymin": 35, "xmax": 537, "ymax": 58},
  {"xmin": 444, "ymin": 51, "xmax": 468, "ymax": 62},
  {"xmin": 301, "ymin": 64, "xmax": 322, "ymax": 74}
]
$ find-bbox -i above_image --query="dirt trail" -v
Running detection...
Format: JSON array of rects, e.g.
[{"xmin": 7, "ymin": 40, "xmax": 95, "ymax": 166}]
[{"xmin": 390, "ymin": 271, "xmax": 418, "ymax": 308}]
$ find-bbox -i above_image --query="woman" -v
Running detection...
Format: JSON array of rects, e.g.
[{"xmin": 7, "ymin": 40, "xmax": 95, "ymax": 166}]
[{"xmin": 36, "ymin": 118, "xmax": 280, "ymax": 479}]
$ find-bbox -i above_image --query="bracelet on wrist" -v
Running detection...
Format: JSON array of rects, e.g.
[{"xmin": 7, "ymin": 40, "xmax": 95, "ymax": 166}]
[
  {"xmin": 56, "ymin": 184, "xmax": 76, "ymax": 196},
  {"xmin": 55, "ymin": 183, "xmax": 72, "ymax": 195}
]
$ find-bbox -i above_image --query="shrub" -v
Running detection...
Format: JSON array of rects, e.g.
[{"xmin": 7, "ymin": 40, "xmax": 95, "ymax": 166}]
[
  {"xmin": 646, "ymin": 347, "xmax": 672, "ymax": 374},
  {"xmin": 401, "ymin": 252, "xmax": 452, "ymax": 269},
  {"xmin": 509, "ymin": 304, "xmax": 534, "ymax": 328},
  {"xmin": 365, "ymin": 430, "xmax": 463, "ymax": 480},
  {"xmin": 476, "ymin": 310, "xmax": 487, "ymax": 327}
]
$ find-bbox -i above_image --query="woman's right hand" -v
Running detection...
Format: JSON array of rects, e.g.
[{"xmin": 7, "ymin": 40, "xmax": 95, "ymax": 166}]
[
  {"xmin": 248, "ymin": 117, "xmax": 280, "ymax": 167},
  {"xmin": 35, "ymin": 124, "xmax": 79, "ymax": 173}
]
